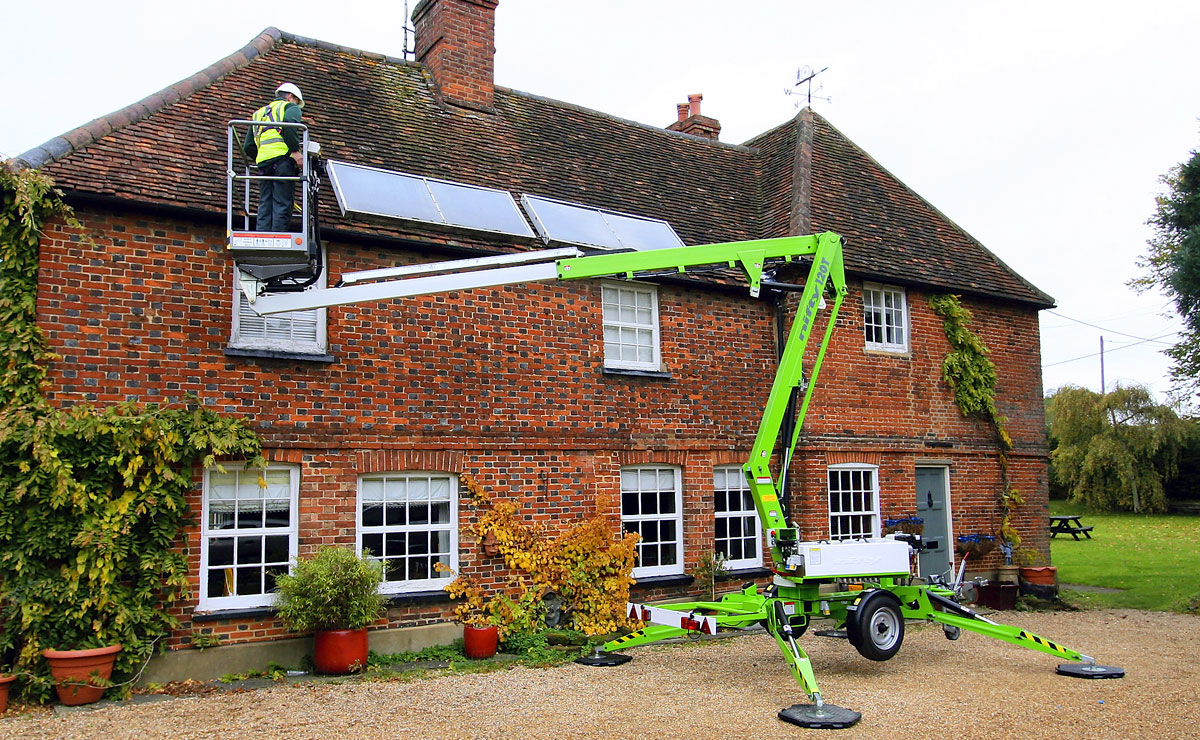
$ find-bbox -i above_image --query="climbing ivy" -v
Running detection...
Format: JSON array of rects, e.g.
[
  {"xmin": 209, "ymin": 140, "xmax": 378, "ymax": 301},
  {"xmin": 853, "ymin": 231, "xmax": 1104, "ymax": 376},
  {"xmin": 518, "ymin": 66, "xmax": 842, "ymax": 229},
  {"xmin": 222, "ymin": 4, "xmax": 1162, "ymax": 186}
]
[
  {"xmin": 930, "ymin": 294, "xmax": 1024, "ymax": 551},
  {"xmin": 0, "ymin": 168, "xmax": 264, "ymax": 701}
]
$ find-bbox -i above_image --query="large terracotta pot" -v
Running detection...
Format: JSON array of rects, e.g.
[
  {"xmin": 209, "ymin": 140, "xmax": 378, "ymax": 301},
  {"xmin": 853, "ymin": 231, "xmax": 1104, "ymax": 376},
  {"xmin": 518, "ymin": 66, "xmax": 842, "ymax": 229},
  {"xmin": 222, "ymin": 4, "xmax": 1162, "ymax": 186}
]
[
  {"xmin": 313, "ymin": 629, "xmax": 369, "ymax": 674},
  {"xmin": 43, "ymin": 644, "xmax": 122, "ymax": 706},
  {"xmin": 0, "ymin": 674, "xmax": 16, "ymax": 715},
  {"xmin": 463, "ymin": 624, "xmax": 498, "ymax": 659}
]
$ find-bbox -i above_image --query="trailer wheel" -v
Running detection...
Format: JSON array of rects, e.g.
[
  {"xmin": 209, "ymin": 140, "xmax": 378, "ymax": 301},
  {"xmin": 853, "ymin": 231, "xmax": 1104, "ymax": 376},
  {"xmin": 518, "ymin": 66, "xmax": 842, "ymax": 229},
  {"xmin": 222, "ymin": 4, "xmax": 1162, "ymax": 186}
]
[{"xmin": 846, "ymin": 591, "xmax": 905, "ymax": 662}]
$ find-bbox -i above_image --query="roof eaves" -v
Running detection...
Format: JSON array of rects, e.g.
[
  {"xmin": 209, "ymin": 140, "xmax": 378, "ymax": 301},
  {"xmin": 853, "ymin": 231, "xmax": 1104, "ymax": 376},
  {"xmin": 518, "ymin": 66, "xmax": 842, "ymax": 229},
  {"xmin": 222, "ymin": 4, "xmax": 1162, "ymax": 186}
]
[{"xmin": 812, "ymin": 110, "xmax": 1056, "ymax": 308}]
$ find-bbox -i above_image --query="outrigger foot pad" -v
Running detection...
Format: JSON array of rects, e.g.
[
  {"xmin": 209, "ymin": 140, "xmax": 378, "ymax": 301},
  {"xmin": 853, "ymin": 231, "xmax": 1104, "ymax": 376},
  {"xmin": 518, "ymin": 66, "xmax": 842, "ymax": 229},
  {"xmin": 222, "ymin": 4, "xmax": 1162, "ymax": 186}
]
[
  {"xmin": 575, "ymin": 650, "xmax": 632, "ymax": 667},
  {"xmin": 778, "ymin": 703, "xmax": 861, "ymax": 729},
  {"xmin": 1056, "ymin": 663, "xmax": 1125, "ymax": 679}
]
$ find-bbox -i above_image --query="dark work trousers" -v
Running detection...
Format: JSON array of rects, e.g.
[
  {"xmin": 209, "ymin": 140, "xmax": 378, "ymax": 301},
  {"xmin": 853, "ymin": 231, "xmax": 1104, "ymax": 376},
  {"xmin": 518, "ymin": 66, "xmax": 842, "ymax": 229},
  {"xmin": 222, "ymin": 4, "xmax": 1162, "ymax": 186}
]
[{"xmin": 256, "ymin": 157, "xmax": 299, "ymax": 232}]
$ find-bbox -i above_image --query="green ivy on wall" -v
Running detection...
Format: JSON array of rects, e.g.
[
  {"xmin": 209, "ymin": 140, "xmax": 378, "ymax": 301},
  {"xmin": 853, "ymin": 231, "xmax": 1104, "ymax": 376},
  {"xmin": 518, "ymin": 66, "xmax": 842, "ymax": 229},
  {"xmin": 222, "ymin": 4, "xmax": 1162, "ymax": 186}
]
[
  {"xmin": 0, "ymin": 167, "xmax": 264, "ymax": 701},
  {"xmin": 930, "ymin": 294, "xmax": 1025, "ymax": 552}
]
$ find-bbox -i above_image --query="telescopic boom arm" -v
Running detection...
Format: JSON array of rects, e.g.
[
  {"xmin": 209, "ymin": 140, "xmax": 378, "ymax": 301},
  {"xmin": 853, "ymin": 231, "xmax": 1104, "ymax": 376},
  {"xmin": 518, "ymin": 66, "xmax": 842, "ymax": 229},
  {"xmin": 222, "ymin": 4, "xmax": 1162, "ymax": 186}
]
[{"xmin": 244, "ymin": 232, "xmax": 847, "ymax": 575}]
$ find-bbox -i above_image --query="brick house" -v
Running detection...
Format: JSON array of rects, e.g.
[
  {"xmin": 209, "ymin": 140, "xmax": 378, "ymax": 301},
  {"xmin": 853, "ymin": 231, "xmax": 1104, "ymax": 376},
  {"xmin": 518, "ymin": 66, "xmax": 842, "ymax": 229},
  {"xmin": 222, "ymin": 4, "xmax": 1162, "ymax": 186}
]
[{"xmin": 9, "ymin": 0, "xmax": 1052, "ymax": 678}]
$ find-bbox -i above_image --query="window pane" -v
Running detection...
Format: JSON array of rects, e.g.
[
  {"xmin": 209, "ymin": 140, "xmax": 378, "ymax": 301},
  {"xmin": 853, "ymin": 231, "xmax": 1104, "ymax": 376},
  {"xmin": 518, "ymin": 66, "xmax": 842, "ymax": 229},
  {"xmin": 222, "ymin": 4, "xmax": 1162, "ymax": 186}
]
[
  {"xmin": 235, "ymin": 566, "xmax": 261, "ymax": 596},
  {"xmin": 363, "ymin": 533, "xmax": 384, "ymax": 557},
  {"xmin": 209, "ymin": 537, "xmax": 234, "ymax": 567},
  {"xmin": 237, "ymin": 536, "xmax": 262, "ymax": 565},
  {"xmin": 363, "ymin": 503, "xmax": 384, "ymax": 528}
]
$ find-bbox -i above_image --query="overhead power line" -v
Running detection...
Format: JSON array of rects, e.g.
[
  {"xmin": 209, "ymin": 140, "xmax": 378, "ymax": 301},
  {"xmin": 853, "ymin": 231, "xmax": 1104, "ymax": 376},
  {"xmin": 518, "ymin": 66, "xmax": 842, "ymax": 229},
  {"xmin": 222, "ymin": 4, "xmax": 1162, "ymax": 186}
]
[
  {"xmin": 1042, "ymin": 332, "xmax": 1179, "ymax": 368},
  {"xmin": 1043, "ymin": 310, "xmax": 1176, "ymax": 346}
]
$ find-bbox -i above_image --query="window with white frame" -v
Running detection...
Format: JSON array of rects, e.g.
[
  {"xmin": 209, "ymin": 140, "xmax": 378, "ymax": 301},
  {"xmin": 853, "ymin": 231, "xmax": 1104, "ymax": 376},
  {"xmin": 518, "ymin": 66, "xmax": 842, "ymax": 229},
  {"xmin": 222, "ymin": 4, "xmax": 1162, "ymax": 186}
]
[
  {"xmin": 863, "ymin": 283, "xmax": 908, "ymax": 352},
  {"xmin": 201, "ymin": 464, "xmax": 298, "ymax": 611},
  {"xmin": 230, "ymin": 265, "xmax": 327, "ymax": 354},
  {"xmin": 713, "ymin": 466, "xmax": 762, "ymax": 569},
  {"xmin": 828, "ymin": 464, "xmax": 880, "ymax": 540},
  {"xmin": 620, "ymin": 466, "xmax": 682, "ymax": 577},
  {"xmin": 358, "ymin": 472, "xmax": 457, "ymax": 594},
  {"xmin": 602, "ymin": 282, "xmax": 660, "ymax": 371}
]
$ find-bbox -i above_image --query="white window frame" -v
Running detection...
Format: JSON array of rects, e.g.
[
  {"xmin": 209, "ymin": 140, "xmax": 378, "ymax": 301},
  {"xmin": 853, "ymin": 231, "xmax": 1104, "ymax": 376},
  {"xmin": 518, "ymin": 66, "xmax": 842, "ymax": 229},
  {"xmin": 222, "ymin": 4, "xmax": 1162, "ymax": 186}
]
[
  {"xmin": 356, "ymin": 472, "xmax": 458, "ymax": 595},
  {"xmin": 713, "ymin": 466, "xmax": 762, "ymax": 570},
  {"xmin": 827, "ymin": 463, "xmax": 880, "ymax": 541},
  {"xmin": 862, "ymin": 282, "xmax": 908, "ymax": 353},
  {"xmin": 230, "ymin": 256, "xmax": 328, "ymax": 354},
  {"xmin": 199, "ymin": 463, "xmax": 299, "ymax": 611},
  {"xmin": 620, "ymin": 465, "xmax": 683, "ymax": 578},
  {"xmin": 602, "ymin": 281, "xmax": 661, "ymax": 371}
]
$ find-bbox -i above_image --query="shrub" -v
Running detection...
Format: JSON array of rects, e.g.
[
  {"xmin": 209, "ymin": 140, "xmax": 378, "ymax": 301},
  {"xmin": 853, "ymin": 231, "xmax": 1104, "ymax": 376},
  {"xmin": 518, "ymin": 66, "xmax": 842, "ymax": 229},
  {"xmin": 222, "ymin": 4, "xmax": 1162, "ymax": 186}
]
[{"xmin": 274, "ymin": 546, "xmax": 387, "ymax": 632}]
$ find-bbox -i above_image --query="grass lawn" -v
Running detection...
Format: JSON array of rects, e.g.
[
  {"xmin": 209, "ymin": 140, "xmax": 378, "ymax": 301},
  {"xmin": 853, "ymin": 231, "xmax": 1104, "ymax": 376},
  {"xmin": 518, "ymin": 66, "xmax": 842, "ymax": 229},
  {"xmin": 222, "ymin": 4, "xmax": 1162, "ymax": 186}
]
[{"xmin": 1048, "ymin": 500, "xmax": 1200, "ymax": 612}]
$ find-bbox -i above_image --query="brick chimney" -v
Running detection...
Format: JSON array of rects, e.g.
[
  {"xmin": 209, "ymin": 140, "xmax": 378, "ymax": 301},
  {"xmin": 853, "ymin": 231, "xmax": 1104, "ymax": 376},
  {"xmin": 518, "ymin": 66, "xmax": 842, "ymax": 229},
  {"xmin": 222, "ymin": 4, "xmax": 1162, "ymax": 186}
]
[
  {"xmin": 412, "ymin": 0, "xmax": 499, "ymax": 111},
  {"xmin": 667, "ymin": 93, "xmax": 721, "ymax": 141}
]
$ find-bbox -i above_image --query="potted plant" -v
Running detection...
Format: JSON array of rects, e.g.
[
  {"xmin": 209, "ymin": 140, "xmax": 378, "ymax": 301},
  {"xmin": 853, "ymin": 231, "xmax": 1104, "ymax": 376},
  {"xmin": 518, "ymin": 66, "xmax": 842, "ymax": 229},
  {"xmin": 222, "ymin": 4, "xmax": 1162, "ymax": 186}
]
[
  {"xmin": 441, "ymin": 567, "xmax": 546, "ymax": 659},
  {"xmin": 0, "ymin": 632, "xmax": 16, "ymax": 715},
  {"xmin": 41, "ymin": 643, "xmax": 123, "ymax": 707},
  {"xmin": 274, "ymin": 546, "xmax": 387, "ymax": 675}
]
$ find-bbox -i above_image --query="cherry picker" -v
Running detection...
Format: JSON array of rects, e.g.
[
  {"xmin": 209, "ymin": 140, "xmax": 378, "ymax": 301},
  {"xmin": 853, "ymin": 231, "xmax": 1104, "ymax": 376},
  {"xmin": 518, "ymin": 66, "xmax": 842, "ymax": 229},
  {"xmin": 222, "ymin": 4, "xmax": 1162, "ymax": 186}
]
[{"xmin": 231, "ymin": 152, "xmax": 1123, "ymax": 730}]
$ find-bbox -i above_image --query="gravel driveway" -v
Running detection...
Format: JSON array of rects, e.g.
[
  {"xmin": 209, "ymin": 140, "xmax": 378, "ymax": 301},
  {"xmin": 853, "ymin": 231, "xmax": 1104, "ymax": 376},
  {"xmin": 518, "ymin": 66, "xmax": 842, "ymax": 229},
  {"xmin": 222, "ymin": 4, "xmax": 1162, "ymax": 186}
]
[{"xmin": 5, "ymin": 609, "xmax": 1197, "ymax": 739}]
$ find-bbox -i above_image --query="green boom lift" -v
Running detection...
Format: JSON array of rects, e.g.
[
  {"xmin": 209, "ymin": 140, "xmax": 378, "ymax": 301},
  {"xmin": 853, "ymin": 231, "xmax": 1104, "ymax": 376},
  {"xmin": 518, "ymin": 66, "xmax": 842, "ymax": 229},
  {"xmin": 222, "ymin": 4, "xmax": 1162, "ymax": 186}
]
[{"xmin": 237, "ymin": 205, "xmax": 1123, "ymax": 729}]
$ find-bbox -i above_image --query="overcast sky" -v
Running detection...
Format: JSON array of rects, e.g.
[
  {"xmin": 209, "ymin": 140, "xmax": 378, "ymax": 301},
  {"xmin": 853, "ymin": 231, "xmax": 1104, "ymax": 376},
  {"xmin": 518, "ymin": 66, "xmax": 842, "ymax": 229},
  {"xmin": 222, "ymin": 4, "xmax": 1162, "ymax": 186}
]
[{"xmin": 4, "ymin": 1, "xmax": 1198, "ymax": 401}]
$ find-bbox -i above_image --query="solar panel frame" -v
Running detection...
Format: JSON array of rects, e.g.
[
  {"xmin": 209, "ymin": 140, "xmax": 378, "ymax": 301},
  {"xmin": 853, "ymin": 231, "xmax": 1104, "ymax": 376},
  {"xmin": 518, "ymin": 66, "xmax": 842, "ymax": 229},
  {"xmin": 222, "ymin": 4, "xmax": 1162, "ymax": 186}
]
[
  {"xmin": 520, "ymin": 194, "xmax": 685, "ymax": 251},
  {"xmin": 326, "ymin": 160, "xmax": 535, "ymax": 240}
]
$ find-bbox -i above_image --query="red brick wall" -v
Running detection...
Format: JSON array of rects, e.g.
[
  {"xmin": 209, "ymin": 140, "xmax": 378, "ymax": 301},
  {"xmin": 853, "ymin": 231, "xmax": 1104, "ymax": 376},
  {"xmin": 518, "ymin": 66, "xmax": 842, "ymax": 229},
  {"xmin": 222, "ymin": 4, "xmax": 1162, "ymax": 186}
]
[{"xmin": 36, "ymin": 207, "xmax": 1048, "ymax": 649}]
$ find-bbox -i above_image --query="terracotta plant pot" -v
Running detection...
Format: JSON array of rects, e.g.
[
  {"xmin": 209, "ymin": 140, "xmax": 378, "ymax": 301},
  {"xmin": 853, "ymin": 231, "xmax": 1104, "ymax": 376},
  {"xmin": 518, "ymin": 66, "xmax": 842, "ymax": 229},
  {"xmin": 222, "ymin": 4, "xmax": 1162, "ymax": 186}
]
[
  {"xmin": 313, "ymin": 629, "xmax": 369, "ymax": 675},
  {"xmin": 463, "ymin": 624, "xmax": 498, "ymax": 659},
  {"xmin": 0, "ymin": 674, "xmax": 16, "ymax": 715},
  {"xmin": 1019, "ymin": 566, "xmax": 1058, "ymax": 586},
  {"xmin": 43, "ymin": 644, "xmax": 122, "ymax": 706}
]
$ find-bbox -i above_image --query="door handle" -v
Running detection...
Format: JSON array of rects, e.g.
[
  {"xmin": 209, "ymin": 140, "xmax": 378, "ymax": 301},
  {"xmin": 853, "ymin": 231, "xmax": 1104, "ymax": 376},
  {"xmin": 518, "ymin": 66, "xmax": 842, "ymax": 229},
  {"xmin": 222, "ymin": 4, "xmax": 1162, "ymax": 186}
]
[{"xmin": 927, "ymin": 491, "xmax": 934, "ymax": 508}]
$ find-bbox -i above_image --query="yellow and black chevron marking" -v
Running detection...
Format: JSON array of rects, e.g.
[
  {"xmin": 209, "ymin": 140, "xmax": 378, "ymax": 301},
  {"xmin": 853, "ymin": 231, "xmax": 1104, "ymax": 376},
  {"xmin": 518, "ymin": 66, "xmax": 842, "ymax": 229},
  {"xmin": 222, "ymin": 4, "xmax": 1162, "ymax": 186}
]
[
  {"xmin": 610, "ymin": 630, "xmax": 646, "ymax": 646},
  {"xmin": 1019, "ymin": 630, "xmax": 1068, "ymax": 655}
]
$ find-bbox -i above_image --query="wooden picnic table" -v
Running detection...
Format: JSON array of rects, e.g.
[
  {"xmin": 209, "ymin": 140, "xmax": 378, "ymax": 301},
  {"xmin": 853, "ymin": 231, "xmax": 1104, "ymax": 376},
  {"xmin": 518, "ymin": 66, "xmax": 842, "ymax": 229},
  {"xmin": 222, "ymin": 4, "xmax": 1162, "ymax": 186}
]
[{"xmin": 1050, "ymin": 515, "xmax": 1093, "ymax": 540}]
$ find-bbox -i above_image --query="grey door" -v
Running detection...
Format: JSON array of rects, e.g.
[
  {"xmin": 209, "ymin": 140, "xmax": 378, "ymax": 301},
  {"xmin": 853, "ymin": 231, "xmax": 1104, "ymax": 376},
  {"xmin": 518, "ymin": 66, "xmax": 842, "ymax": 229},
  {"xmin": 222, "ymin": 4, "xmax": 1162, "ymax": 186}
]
[{"xmin": 915, "ymin": 467, "xmax": 951, "ymax": 581}]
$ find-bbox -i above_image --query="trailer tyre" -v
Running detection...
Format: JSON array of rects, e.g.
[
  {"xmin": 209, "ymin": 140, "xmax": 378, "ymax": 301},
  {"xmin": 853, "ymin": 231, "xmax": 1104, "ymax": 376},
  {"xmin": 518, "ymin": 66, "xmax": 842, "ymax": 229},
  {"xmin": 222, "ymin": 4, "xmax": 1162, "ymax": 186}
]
[{"xmin": 846, "ymin": 590, "xmax": 905, "ymax": 661}]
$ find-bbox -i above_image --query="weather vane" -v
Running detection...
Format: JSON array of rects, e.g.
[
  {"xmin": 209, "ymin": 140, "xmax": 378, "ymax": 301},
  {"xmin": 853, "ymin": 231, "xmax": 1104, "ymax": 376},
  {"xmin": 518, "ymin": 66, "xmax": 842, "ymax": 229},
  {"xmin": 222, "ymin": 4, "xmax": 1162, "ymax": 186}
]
[{"xmin": 785, "ymin": 65, "xmax": 832, "ymax": 108}]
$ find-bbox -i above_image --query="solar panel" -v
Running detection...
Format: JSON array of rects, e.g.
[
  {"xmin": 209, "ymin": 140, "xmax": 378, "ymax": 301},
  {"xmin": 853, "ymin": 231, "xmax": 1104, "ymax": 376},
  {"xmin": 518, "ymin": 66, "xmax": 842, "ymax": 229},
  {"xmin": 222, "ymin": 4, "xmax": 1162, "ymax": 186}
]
[
  {"xmin": 326, "ymin": 160, "xmax": 535, "ymax": 239},
  {"xmin": 521, "ymin": 195, "xmax": 685, "ymax": 251}
]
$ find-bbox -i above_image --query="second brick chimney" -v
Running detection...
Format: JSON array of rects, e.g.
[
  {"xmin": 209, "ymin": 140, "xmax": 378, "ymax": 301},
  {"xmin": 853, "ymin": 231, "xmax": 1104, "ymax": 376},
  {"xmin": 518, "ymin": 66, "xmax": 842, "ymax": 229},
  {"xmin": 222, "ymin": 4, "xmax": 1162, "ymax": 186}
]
[
  {"xmin": 412, "ymin": 0, "xmax": 499, "ymax": 111},
  {"xmin": 667, "ymin": 93, "xmax": 721, "ymax": 141}
]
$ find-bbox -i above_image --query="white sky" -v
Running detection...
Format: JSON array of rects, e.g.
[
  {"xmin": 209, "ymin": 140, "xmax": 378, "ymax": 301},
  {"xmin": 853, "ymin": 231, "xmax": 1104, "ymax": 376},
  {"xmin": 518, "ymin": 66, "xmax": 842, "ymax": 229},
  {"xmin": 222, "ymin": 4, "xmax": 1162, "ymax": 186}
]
[{"xmin": 3, "ymin": 0, "xmax": 1198, "ymax": 401}]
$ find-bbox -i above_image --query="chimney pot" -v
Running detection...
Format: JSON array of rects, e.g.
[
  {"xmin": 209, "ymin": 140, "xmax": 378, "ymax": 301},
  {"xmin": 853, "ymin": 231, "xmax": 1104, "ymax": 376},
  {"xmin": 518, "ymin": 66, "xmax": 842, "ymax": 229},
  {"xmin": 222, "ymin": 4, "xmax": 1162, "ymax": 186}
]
[
  {"xmin": 676, "ymin": 103, "xmax": 689, "ymax": 123},
  {"xmin": 666, "ymin": 93, "xmax": 721, "ymax": 141},
  {"xmin": 688, "ymin": 93, "xmax": 702, "ymax": 117}
]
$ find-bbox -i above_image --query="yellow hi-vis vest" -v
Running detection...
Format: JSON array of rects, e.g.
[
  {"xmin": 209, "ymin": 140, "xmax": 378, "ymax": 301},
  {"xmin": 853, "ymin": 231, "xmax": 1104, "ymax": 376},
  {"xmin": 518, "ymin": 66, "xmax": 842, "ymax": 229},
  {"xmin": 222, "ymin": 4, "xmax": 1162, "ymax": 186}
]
[{"xmin": 251, "ymin": 99, "xmax": 292, "ymax": 164}]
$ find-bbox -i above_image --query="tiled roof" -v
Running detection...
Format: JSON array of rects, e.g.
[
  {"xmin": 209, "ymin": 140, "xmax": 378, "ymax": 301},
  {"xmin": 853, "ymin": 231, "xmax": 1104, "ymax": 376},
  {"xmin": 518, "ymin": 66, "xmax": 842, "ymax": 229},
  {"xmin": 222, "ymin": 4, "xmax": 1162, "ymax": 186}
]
[{"xmin": 8, "ymin": 29, "xmax": 1052, "ymax": 307}]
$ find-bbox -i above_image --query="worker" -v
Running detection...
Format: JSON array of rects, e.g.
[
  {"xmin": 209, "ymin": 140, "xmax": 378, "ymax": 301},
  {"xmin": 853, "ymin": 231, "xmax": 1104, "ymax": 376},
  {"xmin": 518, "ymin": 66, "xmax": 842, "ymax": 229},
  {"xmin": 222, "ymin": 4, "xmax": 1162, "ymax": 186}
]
[{"xmin": 244, "ymin": 82, "xmax": 306, "ymax": 232}]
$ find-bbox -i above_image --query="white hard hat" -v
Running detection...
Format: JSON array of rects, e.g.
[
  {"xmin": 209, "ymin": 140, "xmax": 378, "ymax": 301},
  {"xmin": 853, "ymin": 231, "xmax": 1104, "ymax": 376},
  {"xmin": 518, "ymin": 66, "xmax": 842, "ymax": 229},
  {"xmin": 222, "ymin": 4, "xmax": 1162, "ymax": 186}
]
[{"xmin": 275, "ymin": 82, "xmax": 304, "ymax": 105}]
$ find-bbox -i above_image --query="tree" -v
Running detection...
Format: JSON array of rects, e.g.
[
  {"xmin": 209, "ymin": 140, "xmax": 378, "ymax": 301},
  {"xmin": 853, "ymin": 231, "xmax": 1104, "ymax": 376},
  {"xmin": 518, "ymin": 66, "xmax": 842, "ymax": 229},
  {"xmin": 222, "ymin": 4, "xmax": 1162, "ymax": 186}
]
[
  {"xmin": 1131, "ymin": 145, "xmax": 1200, "ymax": 396},
  {"xmin": 1047, "ymin": 384, "xmax": 1195, "ymax": 512}
]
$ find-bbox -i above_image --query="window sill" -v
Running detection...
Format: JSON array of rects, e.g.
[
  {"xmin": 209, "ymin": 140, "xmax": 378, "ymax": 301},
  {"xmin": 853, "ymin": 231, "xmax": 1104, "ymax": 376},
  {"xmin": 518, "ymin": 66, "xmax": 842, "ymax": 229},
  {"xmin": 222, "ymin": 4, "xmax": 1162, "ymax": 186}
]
[
  {"xmin": 191, "ymin": 606, "xmax": 277, "ymax": 622},
  {"xmin": 863, "ymin": 346, "xmax": 910, "ymax": 358},
  {"xmin": 225, "ymin": 346, "xmax": 336, "ymax": 363},
  {"xmin": 602, "ymin": 367, "xmax": 673, "ymax": 380},
  {"xmin": 631, "ymin": 574, "xmax": 694, "ymax": 589}
]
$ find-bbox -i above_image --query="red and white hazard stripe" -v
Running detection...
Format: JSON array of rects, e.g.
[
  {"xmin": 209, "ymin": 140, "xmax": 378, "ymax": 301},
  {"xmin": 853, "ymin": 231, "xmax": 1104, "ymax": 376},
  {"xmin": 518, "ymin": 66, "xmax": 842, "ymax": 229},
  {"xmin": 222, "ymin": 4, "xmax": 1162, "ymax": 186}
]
[{"xmin": 627, "ymin": 602, "xmax": 718, "ymax": 635}]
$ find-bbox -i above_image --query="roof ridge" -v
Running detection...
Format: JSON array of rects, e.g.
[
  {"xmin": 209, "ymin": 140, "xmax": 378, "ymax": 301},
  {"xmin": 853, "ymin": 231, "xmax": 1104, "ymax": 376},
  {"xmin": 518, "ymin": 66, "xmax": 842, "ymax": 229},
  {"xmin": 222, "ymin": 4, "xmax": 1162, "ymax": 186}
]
[
  {"xmin": 5, "ymin": 27, "xmax": 422, "ymax": 174},
  {"xmin": 810, "ymin": 110, "xmax": 1054, "ymax": 307},
  {"xmin": 497, "ymin": 85, "xmax": 759, "ymax": 154}
]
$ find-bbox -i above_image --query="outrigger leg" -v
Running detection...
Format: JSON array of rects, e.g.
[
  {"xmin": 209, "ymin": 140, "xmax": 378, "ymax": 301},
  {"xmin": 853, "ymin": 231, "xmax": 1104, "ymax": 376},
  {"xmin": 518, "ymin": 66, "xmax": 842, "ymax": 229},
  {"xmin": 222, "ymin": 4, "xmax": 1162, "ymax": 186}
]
[{"xmin": 770, "ymin": 600, "xmax": 861, "ymax": 729}]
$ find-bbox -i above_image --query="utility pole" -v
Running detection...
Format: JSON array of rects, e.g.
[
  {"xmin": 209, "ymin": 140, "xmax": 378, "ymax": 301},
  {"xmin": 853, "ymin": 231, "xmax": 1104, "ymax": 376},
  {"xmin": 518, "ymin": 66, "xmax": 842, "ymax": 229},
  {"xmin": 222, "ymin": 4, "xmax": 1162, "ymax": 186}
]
[{"xmin": 1100, "ymin": 335, "xmax": 1106, "ymax": 394}]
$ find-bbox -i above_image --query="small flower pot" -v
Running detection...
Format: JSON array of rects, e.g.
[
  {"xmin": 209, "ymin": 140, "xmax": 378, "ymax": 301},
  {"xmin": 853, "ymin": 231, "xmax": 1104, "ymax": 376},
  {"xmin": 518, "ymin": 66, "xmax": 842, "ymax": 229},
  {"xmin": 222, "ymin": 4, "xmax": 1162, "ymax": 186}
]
[
  {"xmin": 313, "ymin": 629, "xmax": 369, "ymax": 675},
  {"xmin": 43, "ymin": 644, "xmax": 122, "ymax": 706},
  {"xmin": 0, "ymin": 674, "xmax": 16, "ymax": 715},
  {"xmin": 463, "ymin": 624, "xmax": 499, "ymax": 659}
]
